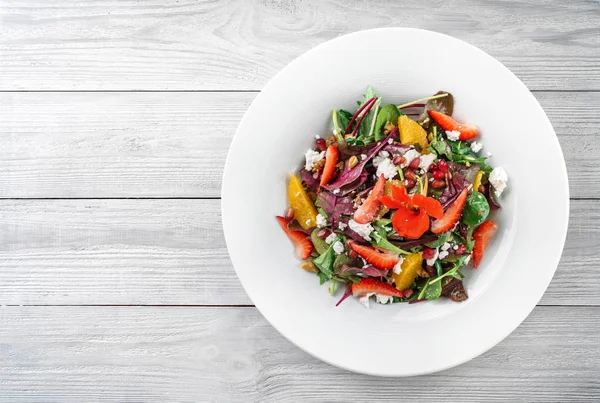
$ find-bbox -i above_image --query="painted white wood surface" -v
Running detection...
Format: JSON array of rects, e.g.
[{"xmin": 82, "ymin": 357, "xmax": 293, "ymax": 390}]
[
  {"xmin": 0, "ymin": 198, "xmax": 598, "ymax": 306},
  {"xmin": 0, "ymin": 306, "xmax": 598, "ymax": 402},
  {"xmin": 0, "ymin": 0, "xmax": 598, "ymax": 400},
  {"xmin": 0, "ymin": 91, "xmax": 598, "ymax": 198},
  {"xmin": 0, "ymin": 0, "xmax": 598, "ymax": 91}
]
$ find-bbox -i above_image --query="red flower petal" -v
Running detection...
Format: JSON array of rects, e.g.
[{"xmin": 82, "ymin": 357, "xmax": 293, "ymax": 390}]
[
  {"xmin": 391, "ymin": 185, "xmax": 411, "ymax": 204},
  {"xmin": 380, "ymin": 195, "xmax": 405, "ymax": 209},
  {"xmin": 412, "ymin": 194, "xmax": 443, "ymax": 219},
  {"xmin": 391, "ymin": 206, "xmax": 430, "ymax": 239}
]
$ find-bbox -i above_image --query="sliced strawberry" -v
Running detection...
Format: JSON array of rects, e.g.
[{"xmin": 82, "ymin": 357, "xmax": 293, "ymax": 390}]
[
  {"xmin": 430, "ymin": 187, "xmax": 468, "ymax": 234},
  {"xmin": 347, "ymin": 240, "xmax": 400, "ymax": 270},
  {"xmin": 276, "ymin": 216, "xmax": 313, "ymax": 260},
  {"xmin": 472, "ymin": 220, "xmax": 498, "ymax": 268},
  {"xmin": 352, "ymin": 278, "xmax": 403, "ymax": 298},
  {"xmin": 319, "ymin": 145, "xmax": 339, "ymax": 187},
  {"xmin": 428, "ymin": 110, "xmax": 478, "ymax": 140},
  {"xmin": 354, "ymin": 174, "xmax": 386, "ymax": 224}
]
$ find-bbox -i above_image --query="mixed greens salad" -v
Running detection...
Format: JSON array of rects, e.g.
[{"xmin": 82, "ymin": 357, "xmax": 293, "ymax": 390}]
[{"xmin": 277, "ymin": 87, "xmax": 508, "ymax": 307}]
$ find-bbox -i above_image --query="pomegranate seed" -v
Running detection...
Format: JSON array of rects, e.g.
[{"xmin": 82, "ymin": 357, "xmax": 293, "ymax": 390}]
[
  {"xmin": 316, "ymin": 138, "xmax": 327, "ymax": 151},
  {"xmin": 430, "ymin": 179, "xmax": 446, "ymax": 189},
  {"xmin": 403, "ymin": 289, "xmax": 414, "ymax": 299},
  {"xmin": 456, "ymin": 244, "xmax": 467, "ymax": 255},
  {"xmin": 285, "ymin": 207, "xmax": 294, "ymax": 220},
  {"xmin": 432, "ymin": 170, "xmax": 445, "ymax": 180},
  {"xmin": 392, "ymin": 155, "xmax": 403, "ymax": 166},
  {"xmin": 317, "ymin": 229, "xmax": 329, "ymax": 239},
  {"xmin": 438, "ymin": 159, "xmax": 449, "ymax": 173},
  {"xmin": 404, "ymin": 169, "xmax": 416, "ymax": 181},
  {"xmin": 409, "ymin": 157, "xmax": 421, "ymax": 170},
  {"xmin": 349, "ymin": 250, "xmax": 359, "ymax": 259},
  {"xmin": 422, "ymin": 247, "xmax": 436, "ymax": 260},
  {"xmin": 403, "ymin": 179, "xmax": 416, "ymax": 189}
]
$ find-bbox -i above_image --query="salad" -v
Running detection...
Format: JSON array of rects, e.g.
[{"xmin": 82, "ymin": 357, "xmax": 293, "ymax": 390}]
[{"xmin": 276, "ymin": 87, "xmax": 508, "ymax": 307}]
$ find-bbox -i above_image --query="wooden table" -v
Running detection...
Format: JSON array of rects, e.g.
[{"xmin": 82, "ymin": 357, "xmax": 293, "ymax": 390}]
[{"xmin": 0, "ymin": 1, "xmax": 598, "ymax": 401}]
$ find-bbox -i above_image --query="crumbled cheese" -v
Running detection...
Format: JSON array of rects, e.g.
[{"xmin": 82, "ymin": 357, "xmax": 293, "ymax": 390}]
[
  {"xmin": 486, "ymin": 151, "xmax": 492, "ymax": 157},
  {"xmin": 401, "ymin": 149, "xmax": 421, "ymax": 168},
  {"xmin": 375, "ymin": 294, "xmax": 393, "ymax": 304},
  {"xmin": 360, "ymin": 257, "xmax": 368, "ymax": 266},
  {"xmin": 387, "ymin": 138, "xmax": 394, "ymax": 144},
  {"xmin": 316, "ymin": 213, "xmax": 327, "ymax": 228},
  {"xmin": 470, "ymin": 141, "xmax": 483, "ymax": 153},
  {"xmin": 489, "ymin": 167, "xmax": 508, "ymax": 197},
  {"xmin": 333, "ymin": 241, "xmax": 345, "ymax": 254},
  {"xmin": 464, "ymin": 254, "xmax": 472, "ymax": 265},
  {"xmin": 419, "ymin": 154, "xmax": 437, "ymax": 171},
  {"xmin": 393, "ymin": 256, "xmax": 405, "ymax": 274},
  {"xmin": 439, "ymin": 250, "xmax": 449, "ymax": 259},
  {"xmin": 360, "ymin": 154, "xmax": 367, "ymax": 160},
  {"xmin": 426, "ymin": 248, "xmax": 440, "ymax": 266},
  {"xmin": 348, "ymin": 220, "xmax": 374, "ymax": 241},
  {"xmin": 305, "ymin": 219, "xmax": 311, "ymax": 226},
  {"xmin": 332, "ymin": 188, "xmax": 340, "ymax": 195},
  {"xmin": 441, "ymin": 242, "xmax": 452, "ymax": 251},
  {"xmin": 315, "ymin": 134, "xmax": 321, "ymax": 139},
  {"xmin": 380, "ymin": 151, "xmax": 390, "ymax": 158},
  {"xmin": 304, "ymin": 149, "xmax": 325, "ymax": 171},
  {"xmin": 446, "ymin": 130, "xmax": 461, "ymax": 141},
  {"xmin": 325, "ymin": 233, "xmax": 337, "ymax": 244},
  {"xmin": 453, "ymin": 245, "xmax": 459, "ymax": 250},
  {"xmin": 372, "ymin": 151, "xmax": 389, "ymax": 167},
  {"xmin": 376, "ymin": 158, "xmax": 397, "ymax": 180},
  {"xmin": 359, "ymin": 293, "xmax": 374, "ymax": 308},
  {"xmin": 338, "ymin": 222, "xmax": 348, "ymax": 230}
]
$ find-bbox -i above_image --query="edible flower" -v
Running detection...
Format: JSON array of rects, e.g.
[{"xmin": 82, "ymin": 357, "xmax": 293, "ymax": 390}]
[{"xmin": 380, "ymin": 185, "xmax": 443, "ymax": 239}]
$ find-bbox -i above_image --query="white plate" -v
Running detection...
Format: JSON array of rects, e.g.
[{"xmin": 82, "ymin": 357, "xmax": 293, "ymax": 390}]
[{"xmin": 222, "ymin": 28, "xmax": 569, "ymax": 376}]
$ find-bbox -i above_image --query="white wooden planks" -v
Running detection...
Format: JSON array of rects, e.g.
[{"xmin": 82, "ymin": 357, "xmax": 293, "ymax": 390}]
[
  {"xmin": 0, "ymin": 91, "xmax": 597, "ymax": 198},
  {"xmin": 0, "ymin": 0, "xmax": 599, "ymax": 91},
  {"xmin": 0, "ymin": 198, "xmax": 596, "ymax": 306}
]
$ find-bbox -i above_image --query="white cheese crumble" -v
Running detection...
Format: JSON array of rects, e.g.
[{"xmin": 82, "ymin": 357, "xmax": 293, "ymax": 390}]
[
  {"xmin": 441, "ymin": 242, "xmax": 452, "ymax": 251},
  {"xmin": 360, "ymin": 154, "xmax": 367, "ymax": 160},
  {"xmin": 453, "ymin": 245, "xmax": 459, "ymax": 250},
  {"xmin": 332, "ymin": 241, "xmax": 345, "ymax": 254},
  {"xmin": 439, "ymin": 250, "xmax": 449, "ymax": 259},
  {"xmin": 332, "ymin": 188, "xmax": 340, "ymax": 195},
  {"xmin": 464, "ymin": 254, "xmax": 472, "ymax": 265},
  {"xmin": 446, "ymin": 130, "xmax": 461, "ymax": 141},
  {"xmin": 315, "ymin": 134, "xmax": 321, "ymax": 139},
  {"xmin": 304, "ymin": 149, "xmax": 325, "ymax": 171},
  {"xmin": 470, "ymin": 141, "xmax": 483, "ymax": 153},
  {"xmin": 348, "ymin": 220, "xmax": 374, "ymax": 241},
  {"xmin": 489, "ymin": 167, "xmax": 508, "ymax": 197},
  {"xmin": 372, "ymin": 151, "xmax": 390, "ymax": 167},
  {"xmin": 338, "ymin": 222, "xmax": 348, "ymax": 230},
  {"xmin": 359, "ymin": 292, "xmax": 394, "ymax": 308},
  {"xmin": 400, "ymin": 149, "xmax": 421, "ymax": 168},
  {"xmin": 305, "ymin": 219, "xmax": 311, "ymax": 226},
  {"xmin": 419, "ymin": 154, "xmax": 437, "ymax": 171},
  {"xmin": 316, "ymin": 213, "xmax": 327, "ymax": 228},
  {"xmin": 486, "ymin": 151, "xmax": 492, "ymax": 157},
  {"xmin": 325, "ymin": 233, "xmax": 337, "ymax": 244},
  {"xmin": 376, "ymin": 158, "xmax": 397, "ymax": 180},
  {"xmin": 393, "ymin": 256, "xmax": 405, "ymax": 274},
  {"xmin": 359, "ymin": 293, "xmax": 374, "ymax": 308},
  {"xmin": 426, "ymin": 248, "xmax": 440, "ymax": 266},
  {"xmin": 387, "ymin": 138, "xmax": 394, "ymax": 144}
]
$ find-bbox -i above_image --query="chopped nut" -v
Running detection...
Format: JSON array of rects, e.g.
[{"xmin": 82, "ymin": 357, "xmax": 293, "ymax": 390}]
[
  {"xmin": 348, "ymin": 155, "xmax": 359, "ymax": 169},
  {"xmin": 417, "ymin": 267, "xmax": 430, "ymax": 278},
  {"xmin": 383, "ymin": 121, "xmax": 396, "ymax": 135},
  {"xmin": 312, "ymin": 159, "xmax": 325, "ymax": 172},
  {"xmin": 301, "ymin": 262, "xmax": 319, "ymax": 273},
  {"xmin": 354, "ymin": 195, "xmax": 363, "ymax": 206},
  {"xmin": 336, "ymin": 161, "xmax": 345, "ymax": 170}
]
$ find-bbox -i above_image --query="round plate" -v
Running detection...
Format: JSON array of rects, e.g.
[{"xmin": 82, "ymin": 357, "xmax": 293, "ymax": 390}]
[{"xmin": 222, "ymin": 28, "xmax": 569, "ymax": 376}]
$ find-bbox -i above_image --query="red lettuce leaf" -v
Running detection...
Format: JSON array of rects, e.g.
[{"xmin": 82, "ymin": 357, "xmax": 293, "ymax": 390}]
[
  {"xmin": 299, "ymin": 168, "xmax": 320, "ymax": 193},
  {"xmin": 317, "ymin": 191, "xmax": 354, "ymax": 229}
]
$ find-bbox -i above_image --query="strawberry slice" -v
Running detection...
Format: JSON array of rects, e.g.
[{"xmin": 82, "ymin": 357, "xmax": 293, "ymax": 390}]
[
  {"xmin": 354, "ymin": 174, "xmax": 386, "ymax": 224},
  {"xmin": 352, "ymin": 278, "xmax": 403, "ymax": 298},
  {"xmin": 428, "ymin": 110, "xmax": 478, "ymax": 140},
  {"xmin": 276, "ymin": 216, "xmax": 313, "ymax": 260},
  {"xmin": 472, "ymin": 220, "xmax": 497, "ymax": 268},
  {"xmin": 347, "ymin": 240, "xmax": 400, "ymax": 270},
  {"xmin": 430, "ymin": 187, "xmax": 468, "ymax": 234},
  {"xmin": 320, "ymin": 145, "xmax": 339, "ymax": 187}
]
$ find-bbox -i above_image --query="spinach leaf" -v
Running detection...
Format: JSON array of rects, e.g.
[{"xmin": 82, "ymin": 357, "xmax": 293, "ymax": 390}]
[
  {"xmin": 435, "ymin": 260, "xmax": 443, "ymax": 277},
  {"xmin": 371, "ymin": 226, "xmax": 408, "ymax": 254},
  {"xmin": 429, "ymin": 135, "xmax": 492, "ymax": 173},
  {"xmin": 357, "ymin": 86, "xmax": 381, "ymax": 138},
  {"xmin": 465, "ymin": 227, "xmax": 475, "ymax": 252},
  {"xmin": 317, "ymin": 271, "xmax": 330, "ymax": 285},
  {"xmin": 425, "ymin": 231, "xmax": 451, "ymax": 248},
  {"xmin": 374, "ymin": 104, "xmax": 401, "ymax": 141},
  {"xmin": 333, "ymin": 253, "xmax": 352, "ymax": 272},
  {"xmin": 375, "ymin": 218, "xmax": 392, "ymax": 227},
  {"xmin": 418, "ymin": 91, "xmax": 454, "ymax": 131},
  {"xmin": 313, "ymin": 237, "xmax": 339, "ymax": 278},
  {"xmin": 429, "ymin": 256, "xmax": 469, "ymax": 285},
  {"xmin": 311, "ymin": 229, "xmax": 330, "ymax": 255},
  {"xmin": 462, "ymin": 191, "xmax": 490, "ymax": 226},
  {"xmin": 337, "ymin": 109, "xmax": 353, "ymax": 133},
  {"xmin": 424, "ymin": 278, "xmax": 442, "ymax": 300}
]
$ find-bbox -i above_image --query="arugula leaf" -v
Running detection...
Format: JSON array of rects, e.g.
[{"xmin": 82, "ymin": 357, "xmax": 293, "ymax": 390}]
[
  {"xmin": 429, "ymin": 256, "xmax": 469, "ymax": 285},
  {"xmin": 462, "ymin": 191, "xmax": 490, "ymax": 226},
  {"xmin": 425, "ymin": 231, "xmax": 451, "ymax": 248},
  {"xmin": 313, "ymin": 237, "xmax": 339, "ymax": 279},
  {"xmin": 311, "ymin": 229, "xmax": 330, "ymax": 255},
  {"xmin": 356, "ymin": 86, "xmax": 381, "ymax": 139},
  {"xmin": 465, "ymin": 227, "xmax": 475, "ymax": 252},
  {"xmin": 371, "ymin": 226, "xmax": 408, "ymax": 254},
  {"xmin": 435, "ymin": 260, "xmax": 443, "ymax": 277},
  {"xmin": 337, "ymin": 109, "xmax": 353, "ymax": 133},
  {"xmin": 428, "ymin": 135, "xmax": 492, "ymax": 173},
  {"xmin": 375, "ymin": 218, "xmax": 392, "ymax": 227},
  {"xmin": 317, "ymin": 271, "xmax": 329, "ymax": 285},
  {"xmin": 374, "ymin": 104, "xmax": 401, "ymax": 141},
  {"xmin": 333, "ymin": 253, "xmax": 352, "ymax": 272}
]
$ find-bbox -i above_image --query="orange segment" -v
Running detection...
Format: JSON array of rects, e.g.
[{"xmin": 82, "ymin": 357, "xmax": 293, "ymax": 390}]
[
  {"xmin": 392, "ymin": 252, "xmax": 423, "ymax": 291},
  {"xmin": 399, "ymin": 115, "xmax": 428, "ymax": 152},
  {"xmin": 288, "ymin": 174, "xmax": 318, "ymax": 229}
]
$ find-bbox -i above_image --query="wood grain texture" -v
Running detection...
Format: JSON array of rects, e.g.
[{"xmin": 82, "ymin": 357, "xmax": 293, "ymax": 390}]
[
  {"xmin": 0, "ymin": 0, "xmax": 599, "ymax": 91},
  {"xmin": 0, "ymin": 198, "xmax": 595, "ymax": 306},
  {"xmin": 1, "ymin": 91, "xmax": 597, "ymax": 198},
  {"xmin": 0, "ymin": 306, "xmax": 597, "ymax": 401}
]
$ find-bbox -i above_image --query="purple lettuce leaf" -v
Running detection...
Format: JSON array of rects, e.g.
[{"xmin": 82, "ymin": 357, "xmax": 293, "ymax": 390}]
[
  {"xmin": 299, "ymin": 168, "xmax": 319, "ymax": 193},
  {"xmin": 324, "ymin": 128, "xmax": 397, "ymax": 192},
  {"xmin": 340, "ymin": 217, "xmax": 368, "ymax": 242},
  {"xmin": 390, "ymin": 236, "xmax": 438, "ymax": 249},
  {"xmin": 338, "ymin": 264, "xmax": 389, "ymax": 278},
  {"xmin": 317, "ymin": 191, "xmax": 354, "ymax": 229},
  {"xmin": 336, "ymin": 283, "xmax": 354, "ymax": 307},
  {"xmin": 336, "ymin": 170, "xmax": 368, "ymax": 196},
  {"xmin": 383, "ymin": 142, "xmax": 410, "ymax": 155}
]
